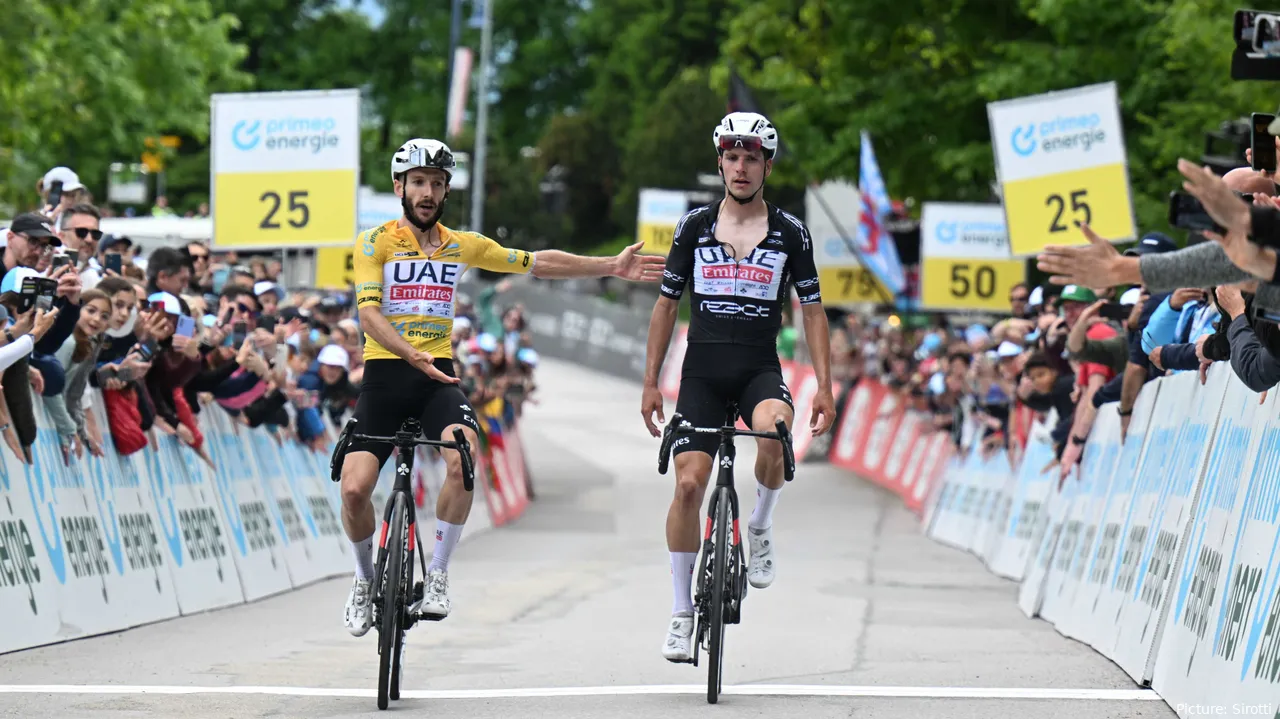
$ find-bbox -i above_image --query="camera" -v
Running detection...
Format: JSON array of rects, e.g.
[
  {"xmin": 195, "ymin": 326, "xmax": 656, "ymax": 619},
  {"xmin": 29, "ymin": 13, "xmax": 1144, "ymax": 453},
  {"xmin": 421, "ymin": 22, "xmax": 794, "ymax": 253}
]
[
  {"xmin": 1168, "ymin": 190, "xmax": 1253, "ymax": 233},
  {"xmin": 1233, "ymin": 10, "xmax": 1280, "ymax": 80}
]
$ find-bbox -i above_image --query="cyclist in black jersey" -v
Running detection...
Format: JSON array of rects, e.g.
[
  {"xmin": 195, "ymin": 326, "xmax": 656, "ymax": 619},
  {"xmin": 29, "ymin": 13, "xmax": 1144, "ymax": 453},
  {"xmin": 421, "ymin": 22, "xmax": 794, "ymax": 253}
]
[{"xmin": 641, "ymin": 111, "xmax": 835, "ymax": 663}]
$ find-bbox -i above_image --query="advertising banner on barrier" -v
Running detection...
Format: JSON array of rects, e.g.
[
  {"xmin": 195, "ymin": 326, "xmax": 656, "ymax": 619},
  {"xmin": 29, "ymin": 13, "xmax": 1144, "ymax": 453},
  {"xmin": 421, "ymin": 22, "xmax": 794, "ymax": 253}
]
[
  {"xmin": 201, "ymin": 409, "xmax": 294, "ymax": 602},
  {"xmin": 881, "ymin": 412, "xmax": 924, "ymax": 496},
  {"xmin": 977, "ymin": 457, "xmax": 1019, "ymax": 566},
  {"xmin": 1152, "ymin": 374, "xmax": 1268, "ymax": 713},
  {"xmin": 970, "ymin": 450, "xmax": 1015, "ymax": 560},
  {"xmin": 1019, "ymin": 476, "xmax": 1078, "ymax": 618},
  {"xmin": 1042, "ymin": 407, "xmax": 1122, "ymax": 632},
  {"xmin": 850, "ymin": 386, "xmax": 906, "ymax": 489},
  {"xmin": 909, "ymin": 432, "xmax": 952, "ymax": 516},
  {"xmin": 134, "ymin": 431, "xmax": 246, "ymax": 615},
  {"xmin": 80, "ymin": 401, "xmax": 182, "ymax": 631},
  {"xmin": 927, "ymin": 447, "xmax": 978, "ymax": 550},
  {"xmin": 986, "ymin": 420, "xmax": 1055, "ymax": 580},
  {"xmin": 830, "ymin": 379, "xmax": 885, "ymax": 472},
  {"xmin": 1110, "ymin": 368, "xmax": 1227, "ymax": 683},
  {"xmin": 1066, "ymin": 384, "xmax": 1159, "ymax": 649},
  {"xmin": 277, "ymin": 439, "xmax": 349, "ymax": 576}
]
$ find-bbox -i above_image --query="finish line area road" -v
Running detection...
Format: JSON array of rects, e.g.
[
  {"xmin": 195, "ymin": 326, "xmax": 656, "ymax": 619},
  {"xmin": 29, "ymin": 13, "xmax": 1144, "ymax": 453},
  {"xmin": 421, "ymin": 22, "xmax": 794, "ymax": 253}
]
[{"xmin": 0, "ymin": 359, "xmax": 1170, "ymax": 718}]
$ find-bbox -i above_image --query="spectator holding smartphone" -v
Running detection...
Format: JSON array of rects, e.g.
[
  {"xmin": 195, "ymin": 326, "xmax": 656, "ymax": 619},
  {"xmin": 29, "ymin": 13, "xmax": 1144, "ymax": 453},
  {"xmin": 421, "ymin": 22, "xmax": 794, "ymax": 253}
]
[{"xmin": 41, "ymin": 289, "xmax": 112, "ymax": 461}]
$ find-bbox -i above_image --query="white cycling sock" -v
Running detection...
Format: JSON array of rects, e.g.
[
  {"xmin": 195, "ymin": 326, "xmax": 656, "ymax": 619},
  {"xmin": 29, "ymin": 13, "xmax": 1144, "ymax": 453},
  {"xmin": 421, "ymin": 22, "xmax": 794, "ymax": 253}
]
[
  {"xmin": 749, "ymin": 482, "xmax": 781, "ymax": 531},
  {"xmin": 352, "ymin": 535, "xmax": 375, "ymax": 581},
  {"xmin": 428, "ymin": 520, "xmax": 464, "ymax": 573},
  {"xmin": 671, "ymin": 551, "xmax": 697, "ymax": 615}
]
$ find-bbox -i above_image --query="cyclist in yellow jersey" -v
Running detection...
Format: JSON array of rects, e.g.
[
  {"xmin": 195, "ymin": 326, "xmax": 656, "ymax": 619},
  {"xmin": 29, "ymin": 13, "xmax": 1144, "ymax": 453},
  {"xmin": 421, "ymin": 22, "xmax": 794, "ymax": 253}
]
[{"xmin": 337, "ymin": 138, "xmax": 664, "ymax": 637}]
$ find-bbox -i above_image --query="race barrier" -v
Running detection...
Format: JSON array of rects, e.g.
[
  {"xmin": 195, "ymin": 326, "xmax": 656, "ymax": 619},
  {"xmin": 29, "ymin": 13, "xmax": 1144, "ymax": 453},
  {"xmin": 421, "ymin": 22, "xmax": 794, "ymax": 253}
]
[
  {"xmin": 653, "ymin": 316, "xmax": 1280, "ymax": 715},
  {"xmin": 0, "ymin": 390, "xmax": 535, "ymax": 655},
  {"xmin": 920, "ymin": 363, "xmax": 1280, "ymax": 717}
]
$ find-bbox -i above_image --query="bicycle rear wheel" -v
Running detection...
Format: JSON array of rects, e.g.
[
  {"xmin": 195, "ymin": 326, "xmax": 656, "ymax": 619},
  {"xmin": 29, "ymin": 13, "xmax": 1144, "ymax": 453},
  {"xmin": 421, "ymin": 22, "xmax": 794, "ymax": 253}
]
[
  {"xmin": 377, "ymin": 493, "xmax": 409, "ymax": 710},
  {"xmin": 707, "ymin": 488, "xmax": 730, "ymax": 704}
]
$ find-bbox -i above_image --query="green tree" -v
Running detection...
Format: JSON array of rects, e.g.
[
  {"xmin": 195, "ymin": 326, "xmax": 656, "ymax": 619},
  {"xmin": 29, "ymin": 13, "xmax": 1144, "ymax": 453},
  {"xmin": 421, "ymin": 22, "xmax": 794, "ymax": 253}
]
[{"xmin": 0, "ymin": 0, "xmax": 248, "ymax": 214}]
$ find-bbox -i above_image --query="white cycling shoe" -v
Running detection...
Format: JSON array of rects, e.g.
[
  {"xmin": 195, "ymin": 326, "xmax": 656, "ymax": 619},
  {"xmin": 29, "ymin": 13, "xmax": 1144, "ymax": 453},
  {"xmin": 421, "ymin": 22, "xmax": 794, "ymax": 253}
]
[
  {"xmin": 747, "ymin": 526, "xmax": 776, "ymax": 589},
  {"xmin": 662, "ymin": 611, "xmax": 695, "ymax": 662},
  {"xmin": 412, "ymin": 568, "xmax": 451, "ymax": 618},
  {"xmin": 344, "ymin": 577, "xmax": 374, "ymax": 637}
]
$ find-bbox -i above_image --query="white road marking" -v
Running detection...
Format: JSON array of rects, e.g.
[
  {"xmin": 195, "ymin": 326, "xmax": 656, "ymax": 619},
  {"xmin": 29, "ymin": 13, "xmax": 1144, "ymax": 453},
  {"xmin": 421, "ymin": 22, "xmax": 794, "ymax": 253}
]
[{"xmin": 0, "ymin": 684, "xmax": 1163, "ymax": 701}]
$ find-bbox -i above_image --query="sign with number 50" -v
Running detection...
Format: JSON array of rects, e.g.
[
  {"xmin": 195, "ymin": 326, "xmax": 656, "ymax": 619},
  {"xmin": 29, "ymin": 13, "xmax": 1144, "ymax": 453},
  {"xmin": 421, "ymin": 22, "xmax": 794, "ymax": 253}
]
[
  {"xmin": 211, "ymin": 89, "xmax": 360, "ymax": 250},
  {"xmin": 987, "ymin": 82, "xmax": 1136, "ymax": 257}
]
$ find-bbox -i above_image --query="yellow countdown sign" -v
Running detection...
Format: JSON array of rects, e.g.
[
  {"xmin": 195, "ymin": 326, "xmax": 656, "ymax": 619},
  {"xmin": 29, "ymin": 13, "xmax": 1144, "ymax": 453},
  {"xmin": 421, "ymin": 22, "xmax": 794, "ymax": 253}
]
[
  {"xmin": 818, "ymin": 267, "xmax": 893, "ymax": 304},
  {"xmin": 987, "ymin": 82, "xmax": 1136, "ymax": 257},
  {"xmin": 315, "ymin": 246, "xmax": 355, "ymax": 290},
  {"xmin": 920, "ymin": 258, "xmax": 1026, "ymax": 312},
  {"xmin": 211, "ymin": 89, "xmax": 360, "ymax": 250},
  {"xmin": 213, "ymin": 169, "xmax": 357, "ymax": 249}
]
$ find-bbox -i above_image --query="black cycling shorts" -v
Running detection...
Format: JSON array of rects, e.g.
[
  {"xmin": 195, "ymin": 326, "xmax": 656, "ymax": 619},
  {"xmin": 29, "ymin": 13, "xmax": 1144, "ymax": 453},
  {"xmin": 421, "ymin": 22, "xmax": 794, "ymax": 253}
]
[
  {"xmin": 673, "ymin": 344, "xmax": 793, "ymax": 457},
  {"xmin": 348, "ymin": 358, "xmax": 480, "ymax": 469}
]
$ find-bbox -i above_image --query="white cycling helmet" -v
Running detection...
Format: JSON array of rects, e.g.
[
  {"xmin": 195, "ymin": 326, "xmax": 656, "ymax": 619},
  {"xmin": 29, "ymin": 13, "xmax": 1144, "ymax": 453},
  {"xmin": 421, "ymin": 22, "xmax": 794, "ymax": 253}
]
[
  {"xmin": 391, "ymin": 138, "xmax": 456, "ymax": 181},
  {"xmin": 712, "ymin": 112, "xmax": 779, "ymax": 159}
]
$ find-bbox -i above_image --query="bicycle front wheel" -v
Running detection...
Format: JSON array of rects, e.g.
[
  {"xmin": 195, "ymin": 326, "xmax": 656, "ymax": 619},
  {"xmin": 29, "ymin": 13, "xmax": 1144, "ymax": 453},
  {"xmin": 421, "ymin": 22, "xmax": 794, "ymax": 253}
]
[
  {"xmin": 377, "ymin": 493, "xmax": 409, "ymax": 710},
  {"xmin": 707, "ymin": 488, "xmax": 730, "ymax": 704}
]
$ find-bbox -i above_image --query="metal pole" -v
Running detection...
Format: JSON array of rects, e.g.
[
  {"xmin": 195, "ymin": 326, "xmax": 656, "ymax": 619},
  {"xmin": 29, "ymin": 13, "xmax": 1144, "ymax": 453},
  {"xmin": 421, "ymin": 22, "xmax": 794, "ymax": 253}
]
[
  {"xmin": 468, "ymin": 0, "xmax": 493, "ymax": 234},
  {"xmin": 444, "ymin": 0, "xmax": 463, "ymax": 138}
]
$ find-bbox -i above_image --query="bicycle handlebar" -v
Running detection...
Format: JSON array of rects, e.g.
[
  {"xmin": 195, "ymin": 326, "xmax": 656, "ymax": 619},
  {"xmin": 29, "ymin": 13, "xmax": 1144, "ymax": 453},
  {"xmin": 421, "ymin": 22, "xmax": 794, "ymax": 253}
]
[
  {"xmin": 657, "ymin": 412, "xmax": 796, "ymax": 482},
  {"xmin": 330, "ymin": 419, "xmax": 476, "ymax": 492}
]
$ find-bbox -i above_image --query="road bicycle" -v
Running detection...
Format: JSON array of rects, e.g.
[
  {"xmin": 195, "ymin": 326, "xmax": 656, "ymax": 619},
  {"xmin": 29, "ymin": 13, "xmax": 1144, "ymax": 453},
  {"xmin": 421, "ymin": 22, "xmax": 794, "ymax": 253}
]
[
  {"xmin": 657, "ymin": 402, "xmax": 795, "ymax": 704},
  {"xmin": 331, "ymin": 417, "xmax": 477, "ymax": 711}
]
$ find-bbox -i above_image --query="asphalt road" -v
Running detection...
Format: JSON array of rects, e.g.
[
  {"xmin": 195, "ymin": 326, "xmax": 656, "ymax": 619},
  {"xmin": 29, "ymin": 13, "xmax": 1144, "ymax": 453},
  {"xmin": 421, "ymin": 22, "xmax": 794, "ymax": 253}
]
[{"xmin": 0, "ymin": 359, "xmax": 1172, "ymax": 718}]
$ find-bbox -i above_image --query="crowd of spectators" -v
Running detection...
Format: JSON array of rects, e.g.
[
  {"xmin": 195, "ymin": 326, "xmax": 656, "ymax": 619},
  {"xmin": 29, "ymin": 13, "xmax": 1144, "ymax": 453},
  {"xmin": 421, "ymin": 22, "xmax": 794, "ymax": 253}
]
[
  {"xmin": 817, "ymin": 141, "xmax": 1280, "ymax": 483},
  {"xmin": 0, "ymin": 166, "xmax": 539, "ymax": 471}
]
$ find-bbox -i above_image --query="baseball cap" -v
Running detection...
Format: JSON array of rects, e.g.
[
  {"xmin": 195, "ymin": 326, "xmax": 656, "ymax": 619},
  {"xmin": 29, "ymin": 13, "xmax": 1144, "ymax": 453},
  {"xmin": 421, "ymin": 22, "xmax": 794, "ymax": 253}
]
[
  {"xmin": 1059, "ymin": 284, "xmax": 1098, "ymax": 303},
  {"xmin": 317, "ymin": 344, "xmax": 350, "ymax": 368},
  {"xmin": 42, "ymin": 166, "xmax": 84, "ymax": 193},
  {"xmin": 1027, "ymin": 286, "xmax": 1045, "ymax": 307},
  {"xmin": 0, "ymin": 267, "xmax": 42, "ymax": 296},
  {"xmin": 996, "ymin": 341, "xmax": 1023, "ymax": 359},
  {"xmin": 253, "ymin": 281, "xmax": 284, "ymax": 300},
  {"xmin": 1119, "ymin": 287, "xmax": 1143, "ymax": 305},
  {"xmin": 476, "ymin": 332, "xmax": 499, "ymax": 353},
  {"xmin": 7, "ymin": 213, "xmax": 61, "ymax": 246},
  {"xmin": 146, "ymin": 291, "xmax": 184, "ymax": 316},
  {"xmin": 1123, "ymin": 232, "xmax": 1178, "ymax": 257},
  {"xmin": 516, "ymin": 347, "xmax": 539, "ymax": 366}
]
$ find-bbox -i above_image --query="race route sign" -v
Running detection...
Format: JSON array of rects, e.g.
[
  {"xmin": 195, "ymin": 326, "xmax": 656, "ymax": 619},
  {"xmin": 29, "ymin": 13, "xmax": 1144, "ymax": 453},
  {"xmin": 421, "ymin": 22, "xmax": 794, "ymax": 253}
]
[
  {"xmin": 920, "ymin": 202, "xmax": 1025, "ymax": 312},
  {"xmin": 211, "ymin": 89, "xmax": 359, "ymax": 250},
  {"xmin": 987, "ymin": 82, "xmax": 1136, "ymax": 257}
]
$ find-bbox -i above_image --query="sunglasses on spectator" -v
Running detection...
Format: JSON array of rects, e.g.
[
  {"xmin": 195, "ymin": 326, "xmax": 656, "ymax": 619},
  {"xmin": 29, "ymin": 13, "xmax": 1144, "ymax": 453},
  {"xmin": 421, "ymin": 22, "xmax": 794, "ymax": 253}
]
[{"xmin": 71, "ymin": 228, "xmax": 104, "ymax": 241}]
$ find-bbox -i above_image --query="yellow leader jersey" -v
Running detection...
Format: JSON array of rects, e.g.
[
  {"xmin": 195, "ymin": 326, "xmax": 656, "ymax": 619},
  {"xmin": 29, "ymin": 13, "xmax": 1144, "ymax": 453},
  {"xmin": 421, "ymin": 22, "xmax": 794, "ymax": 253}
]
[{"xmin": 353, "ymin": 220, "xmax": 534, "ymax": 361}]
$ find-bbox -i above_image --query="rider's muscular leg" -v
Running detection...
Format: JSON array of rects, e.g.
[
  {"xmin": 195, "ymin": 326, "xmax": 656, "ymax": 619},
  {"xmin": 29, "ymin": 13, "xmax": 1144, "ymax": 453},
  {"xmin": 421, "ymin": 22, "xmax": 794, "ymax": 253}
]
[
  {"xmin": 750, "ymin": 400, "xmax": 793, "ymax": 529},
  {"xmin": 430, "ymin": 423, "xmax": 480, "ymax": 572},
  {"xmin": 341, "ymin": 450, "xmax": 381, "ymax": 579},
  {"xmin": 667, "ymin": 452, "xmax": 713, "ymax": 614}
]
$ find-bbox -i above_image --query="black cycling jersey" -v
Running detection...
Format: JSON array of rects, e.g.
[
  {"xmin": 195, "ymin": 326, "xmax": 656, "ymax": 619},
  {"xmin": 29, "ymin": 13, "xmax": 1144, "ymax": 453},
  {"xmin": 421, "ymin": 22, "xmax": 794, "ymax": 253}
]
[{"xmin": 660, "ymin": 200, "xmax": 822, "ymax": 347}]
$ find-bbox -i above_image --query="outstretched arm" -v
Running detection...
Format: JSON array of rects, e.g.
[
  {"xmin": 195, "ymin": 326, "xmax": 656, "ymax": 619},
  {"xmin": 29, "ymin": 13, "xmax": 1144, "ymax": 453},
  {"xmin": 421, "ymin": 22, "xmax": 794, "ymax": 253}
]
[{"xmin": 531, "ymin": 242, "xmax": 665, "ymax": 281}]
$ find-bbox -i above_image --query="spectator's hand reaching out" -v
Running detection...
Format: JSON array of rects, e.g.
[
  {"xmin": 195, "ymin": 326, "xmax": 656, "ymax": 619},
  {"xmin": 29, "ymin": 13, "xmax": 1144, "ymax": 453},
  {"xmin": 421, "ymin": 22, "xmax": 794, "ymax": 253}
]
[
  {"xmin": 28, "ymin": 366, "xmax": 44, "ymax": 395},
  {"xmin": 1215, "ymin": 284, "xmax": 1247, "ymax": 320}
]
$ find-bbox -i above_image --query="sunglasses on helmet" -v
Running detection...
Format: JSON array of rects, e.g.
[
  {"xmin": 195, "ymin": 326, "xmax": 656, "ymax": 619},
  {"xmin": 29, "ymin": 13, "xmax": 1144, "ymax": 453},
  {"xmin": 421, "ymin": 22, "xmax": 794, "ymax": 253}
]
[
  {"xmin": 718, "ymin": 134, "xmax": 764, "ymax": 152},
  {"xmin": 406, "ymin": 146, "xmax": 454, "ymax": 170}
]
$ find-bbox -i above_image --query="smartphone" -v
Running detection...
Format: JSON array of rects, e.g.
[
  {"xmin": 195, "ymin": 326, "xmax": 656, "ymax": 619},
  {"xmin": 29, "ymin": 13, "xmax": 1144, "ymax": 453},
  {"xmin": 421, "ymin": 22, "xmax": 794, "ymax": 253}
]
[
  {"xmin": 231, "ymin": 321, "xmax": 248, "ymax": 346},
  {"xmin": 257, "ymin": 314, "xmax": 277, "ymax": 333},
  {"xmin": 104, "ymin": 253, "xmax": 123, "ymax": 274},
  {"xmin": 1098, "ymin": 301, "xmax": 1132, "ymax": 321},
  {"xmin": 34, "ymin": 278, "xmax": 56, "ymax": 312},
  {"xmin": 1253, "ymin": 113, "xmax": 1277, "ymax": 172},
  {"xmin": 175, "ymin": 315, "xmax": 196, "ymax": 338},
  {"xmin": 50, "ymin": 253, "xmax": 73, "ymax": 273},
  {"xmin": 17, "ymin": 278, "xmax": 38, "ymax": 314},
  {"xmin": 47, "ymin": 180, "xmax": 63, "ymax": 209},
  {"xmin": 1169, "ymin": 191, "xmax": 1226, "ymax": 233}
]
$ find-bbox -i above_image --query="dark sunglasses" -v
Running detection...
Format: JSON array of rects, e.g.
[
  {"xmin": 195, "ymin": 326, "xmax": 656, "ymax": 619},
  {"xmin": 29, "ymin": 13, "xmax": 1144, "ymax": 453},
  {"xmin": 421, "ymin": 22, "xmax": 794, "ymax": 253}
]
[{"xmin": 72, "ymin": 228, "xmax": 104, "ymax": 241}]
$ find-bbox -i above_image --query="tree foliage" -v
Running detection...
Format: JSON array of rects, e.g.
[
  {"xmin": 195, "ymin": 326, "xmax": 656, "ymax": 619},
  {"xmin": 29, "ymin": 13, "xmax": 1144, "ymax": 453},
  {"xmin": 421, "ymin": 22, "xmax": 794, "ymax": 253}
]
[{"xmin": 3, "ymin": 0, "xmax": 1272, "ymax": 247}]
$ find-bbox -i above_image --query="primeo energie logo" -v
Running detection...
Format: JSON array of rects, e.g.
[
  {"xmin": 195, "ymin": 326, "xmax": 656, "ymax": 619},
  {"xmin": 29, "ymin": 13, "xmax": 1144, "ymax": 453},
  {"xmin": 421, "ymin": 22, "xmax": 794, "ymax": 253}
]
[
  {"xmin": 1010, "ymin": 113, "xmax": 1106, "ymax": 157},
  {"xmin": 231, "ymin": 116, "xmax": 341, "ymax": 153}
]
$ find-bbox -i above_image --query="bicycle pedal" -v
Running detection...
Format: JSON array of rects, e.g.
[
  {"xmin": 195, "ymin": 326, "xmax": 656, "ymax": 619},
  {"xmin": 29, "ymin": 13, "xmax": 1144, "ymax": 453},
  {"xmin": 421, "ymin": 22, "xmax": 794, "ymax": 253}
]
[{"xmin": 415, "ymin": 612, "xmax": 447, "ymax": 622}]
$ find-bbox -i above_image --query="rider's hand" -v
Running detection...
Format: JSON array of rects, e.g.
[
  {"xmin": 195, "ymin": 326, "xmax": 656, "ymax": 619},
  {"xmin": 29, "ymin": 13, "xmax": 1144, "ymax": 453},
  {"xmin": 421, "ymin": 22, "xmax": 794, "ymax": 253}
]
[
  {"xmin": 410, "ymin": 350, "xmax": 459, "ymax": 384},
  {"xmin": 641, "ymin": 384, "xmax": 665, "ymax": 437},
  {"xmin": 809, "ymin": 386, "xmax": 835, "ymax": 436}
]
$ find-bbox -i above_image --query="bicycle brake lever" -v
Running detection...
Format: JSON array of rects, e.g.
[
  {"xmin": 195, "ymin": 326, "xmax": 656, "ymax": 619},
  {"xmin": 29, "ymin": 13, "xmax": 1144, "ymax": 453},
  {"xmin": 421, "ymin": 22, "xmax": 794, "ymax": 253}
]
[{"xmin": 452, "ymin": 428, "xmax": 475, "ymax": 492}]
